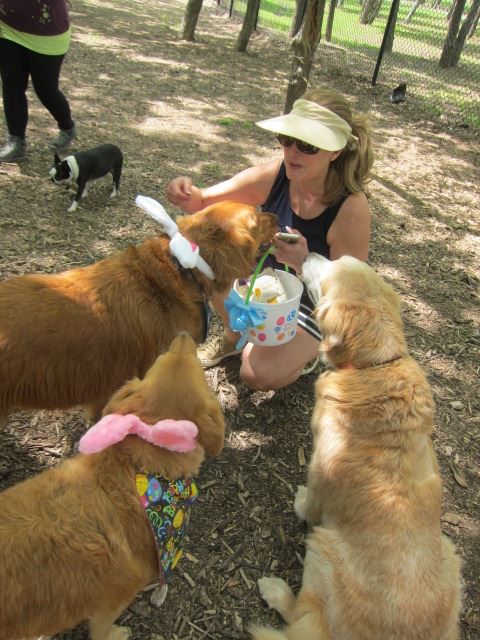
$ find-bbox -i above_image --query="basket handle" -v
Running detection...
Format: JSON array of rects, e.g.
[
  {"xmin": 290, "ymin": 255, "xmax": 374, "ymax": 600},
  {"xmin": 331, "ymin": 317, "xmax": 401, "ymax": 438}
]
[
  {"xmin": 244, "ymin": 246, "xmax": 290, "ymax": 304},
  {"xmin": 245, "ymin": 246, "xmax": 273, "ymax": 304}
]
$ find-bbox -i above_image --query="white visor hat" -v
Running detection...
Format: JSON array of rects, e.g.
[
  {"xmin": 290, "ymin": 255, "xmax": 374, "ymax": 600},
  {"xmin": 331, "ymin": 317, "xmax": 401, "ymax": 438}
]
[{"xmin": 256, "ymin": 99, "xmax": 352, "ymax": 152}]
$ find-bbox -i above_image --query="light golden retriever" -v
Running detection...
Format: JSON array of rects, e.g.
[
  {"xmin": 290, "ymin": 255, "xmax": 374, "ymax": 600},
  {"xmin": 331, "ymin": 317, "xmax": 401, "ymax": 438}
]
[
  {"xmin": 252, "ymin": 254, "xmax": 461, "ymax": 640},
  {"xmin": 0, "ymin": 200, "xmax": 277, "ymax": 422},
  {"xmin": 0, "ymin": 332, "xmax": 225, "ymax": 640}
]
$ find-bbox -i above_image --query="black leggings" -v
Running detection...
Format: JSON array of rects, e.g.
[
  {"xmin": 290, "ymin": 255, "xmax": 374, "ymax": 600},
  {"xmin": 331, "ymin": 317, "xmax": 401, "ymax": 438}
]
[{"xmin": 0, "ymin": 38, "xmax": 74, "ymax": 139}]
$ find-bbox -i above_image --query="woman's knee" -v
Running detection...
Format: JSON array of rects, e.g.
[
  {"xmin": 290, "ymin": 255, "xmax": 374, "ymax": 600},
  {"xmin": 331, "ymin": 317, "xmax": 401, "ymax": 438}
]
[
  {"xmin": 32, "ymin": 79, "xmax": 62, "ymax": 106},
  {"xmin": 239, "ymin": 354, "xmax": 301, "ymax": 391},
  {"xmin": 239, "ymin": 365, "xmax": 272, "ymax": 391}
]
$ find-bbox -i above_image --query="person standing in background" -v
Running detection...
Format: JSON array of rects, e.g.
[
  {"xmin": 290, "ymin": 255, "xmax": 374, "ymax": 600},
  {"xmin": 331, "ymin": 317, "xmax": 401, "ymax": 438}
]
[{"xmin": 0, "ymin": 0, "xmax": 76, "ymax": 162}]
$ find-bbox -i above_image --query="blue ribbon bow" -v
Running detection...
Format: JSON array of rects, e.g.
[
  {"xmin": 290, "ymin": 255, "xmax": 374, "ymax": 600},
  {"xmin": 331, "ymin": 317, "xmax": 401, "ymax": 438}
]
[{"xmin": 225, "ymin": 289, "xmax": 267, "ymax": 349}]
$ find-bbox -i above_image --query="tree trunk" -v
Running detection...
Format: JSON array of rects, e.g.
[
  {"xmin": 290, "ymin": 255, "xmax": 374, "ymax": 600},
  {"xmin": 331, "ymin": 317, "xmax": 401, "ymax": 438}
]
[
  {"xmin": 325, "ymin": 0, "xmax": 337, "ymax": 41},
  {"xmin": 285, "ymin": 0, "xmax": 327, "ymax": 113},
  {"xmin": 384, "ymin": 0, "xmax": 400, "ymax": 52},
  {"xmin": 403, "ymin": 0, "xmax": 425, "ymax": 24},
  {"xmin": 236, "ymin": 0, "xmax": 261, "ymax": 52},
  {"xmin": 468, "ymin": 5, "xmax": 480, "ymax": 37},
  {"xmin": 439, "ymin": 0, "xmax": 465, "ymax": 67},
  {"xmin": 181, "ymin": 0, "xmax": 204, "ymax": 41},
  {"xmin": 440, "ymin": 0, "xmax": 480, "ymax": 66},
  {"xmin": 291, "ymin": 0, "xmax": 308, "ymax": 36},
  {"xmin": 360, "ymin": 0, "xmax": 383, "ymax": 24},
  {"xmin": 446, "ymin": 1, "xmax": 456, "ymax": 21}
]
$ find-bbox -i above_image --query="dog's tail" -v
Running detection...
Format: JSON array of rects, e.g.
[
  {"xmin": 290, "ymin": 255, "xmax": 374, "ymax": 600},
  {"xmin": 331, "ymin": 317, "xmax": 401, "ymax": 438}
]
[{"xmin": 249, "ymin": 626, "xmax": 289, "ymax": 640}]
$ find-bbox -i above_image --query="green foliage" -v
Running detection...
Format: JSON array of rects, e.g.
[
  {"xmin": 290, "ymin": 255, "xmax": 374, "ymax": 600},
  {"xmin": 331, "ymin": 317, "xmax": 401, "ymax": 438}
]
[
  {"xmin": 217, "ymin": 117, "xmax": 237, "ymax": 126},
  {"xmin": 230, "ymin": 0, "xmax": 479, "ymax": 127},
  {"xmin": 217, "ymin": 117, "xmax": 254, "ymax": 129}
]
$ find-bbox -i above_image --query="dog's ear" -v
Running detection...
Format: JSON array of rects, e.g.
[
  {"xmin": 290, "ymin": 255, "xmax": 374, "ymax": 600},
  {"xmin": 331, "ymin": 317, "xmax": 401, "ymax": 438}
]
[
  {"xmin": 54, "ymin": 151, "xmax": 61, "ymax": 164},
  {"xmin": 255, "ymin": 211, "xmax": 278, "ymax": 244},
  {"xmin": 102, "ymin": 377, "xmax": 142, "ymax": 416},
  {"xmin": 196, "ymin": 397, "xmax": 225, "ymax": 457},
  {"xmin": 320, "ymin": 299, "xmax": 406, "ymax": 366}
]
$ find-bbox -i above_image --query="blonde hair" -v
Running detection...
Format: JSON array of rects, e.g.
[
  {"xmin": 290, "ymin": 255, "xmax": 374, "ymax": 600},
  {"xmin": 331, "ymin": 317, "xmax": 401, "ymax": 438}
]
[{"xmin": 303, "ymin": 87, "xmax": 374, "ymax": 206}]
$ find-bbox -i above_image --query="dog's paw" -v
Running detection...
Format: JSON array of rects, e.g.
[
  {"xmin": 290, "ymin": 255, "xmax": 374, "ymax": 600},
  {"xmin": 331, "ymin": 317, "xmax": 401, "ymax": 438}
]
[
  {"xmin": 258, "ymin": 576, "xmax": 293, "ymax": 613},
  {"xmin": 110, "ymin": 187, "xmax": 117, "ymax": 198},
  {"xmin": 150, "ymin": 583, "xmax": 168, "ymax": 607},
  {"xmin": 106, "ymin": 625, "xmax": 132, "ymax": 640},
  {"xmin": 67, "ymin": 200, "xmax": 78, "ymax": 213},
  {"xmin": 294, "ymin": 485, "xmax": 308, "ymax": 521}
]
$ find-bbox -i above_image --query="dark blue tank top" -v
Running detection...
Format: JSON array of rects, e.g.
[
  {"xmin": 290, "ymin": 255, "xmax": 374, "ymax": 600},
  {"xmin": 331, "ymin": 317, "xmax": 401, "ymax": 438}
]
[{"xmin": 261, "ymin": 162, "xmax": 347, "ymax": 266}]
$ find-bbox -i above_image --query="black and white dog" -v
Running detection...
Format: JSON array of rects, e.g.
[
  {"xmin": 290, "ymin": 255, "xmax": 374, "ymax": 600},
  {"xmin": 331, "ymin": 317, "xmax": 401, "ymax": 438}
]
[{"xmin": 49, "ymin": 144, "xmax": 123, "ymax": 212}]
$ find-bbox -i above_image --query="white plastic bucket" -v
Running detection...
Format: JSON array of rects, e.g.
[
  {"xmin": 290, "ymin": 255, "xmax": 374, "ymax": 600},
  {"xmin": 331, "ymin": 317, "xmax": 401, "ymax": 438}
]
[{"xmin": 234, "ymin": 269, "xmax": 304, "ymax": 346}]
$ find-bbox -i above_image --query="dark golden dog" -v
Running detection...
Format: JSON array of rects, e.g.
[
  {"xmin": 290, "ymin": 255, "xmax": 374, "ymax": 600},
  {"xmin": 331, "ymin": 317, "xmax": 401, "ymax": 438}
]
[
  {"xmin": 0, "ymin": 201, "xmax": 276, "ymax": 421},
  {"xmin": 0, "ymin": 332, "xmax": 225, "ymax": 640},
  {"xmin": 253, "ymin": 255, "xmax": 461, "ymax": 640}
]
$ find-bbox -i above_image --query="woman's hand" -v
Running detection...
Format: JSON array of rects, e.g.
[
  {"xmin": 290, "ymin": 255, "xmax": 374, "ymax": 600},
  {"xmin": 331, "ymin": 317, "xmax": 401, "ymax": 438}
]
[
  {"xmin": 166, "ymin": 177, "xmax": 203, "ymax": 213},
  {"xmin": 273, "ymin": 226, "xmax": 308, "ymax": 273}
]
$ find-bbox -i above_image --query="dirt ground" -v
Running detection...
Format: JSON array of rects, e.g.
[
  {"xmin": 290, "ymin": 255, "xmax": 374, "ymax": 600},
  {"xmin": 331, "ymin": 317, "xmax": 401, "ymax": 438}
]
[{"xmin": 0, "ymin": 0, "xmax": 478, "ymax": 638}]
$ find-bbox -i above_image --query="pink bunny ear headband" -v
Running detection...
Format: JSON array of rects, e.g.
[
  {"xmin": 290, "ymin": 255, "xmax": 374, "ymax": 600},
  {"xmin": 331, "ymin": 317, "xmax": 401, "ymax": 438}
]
[{"xmin": 78, "ymin": 414, "xmax": 198, "ymax": 454}]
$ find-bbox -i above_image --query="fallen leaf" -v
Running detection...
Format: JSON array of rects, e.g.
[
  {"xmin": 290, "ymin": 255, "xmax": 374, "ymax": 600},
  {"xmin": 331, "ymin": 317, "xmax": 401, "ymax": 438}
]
[
  {"xmin": 450, "ymin": 462, "xmax": 468, "ymax": 488},
  {"xmin": 441, "ymin": 512, "xmax": 462, "ymax": 526},
  {"xmin": 298, "ymin": 446, "xmax": 306, "ymax": 466}
]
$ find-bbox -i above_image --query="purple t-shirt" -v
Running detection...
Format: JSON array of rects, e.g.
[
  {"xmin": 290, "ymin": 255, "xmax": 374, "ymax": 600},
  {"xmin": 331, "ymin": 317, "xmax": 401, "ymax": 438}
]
[{"xmin": 0, "ymin": 0, "xmax": 70, "ymax": 36}]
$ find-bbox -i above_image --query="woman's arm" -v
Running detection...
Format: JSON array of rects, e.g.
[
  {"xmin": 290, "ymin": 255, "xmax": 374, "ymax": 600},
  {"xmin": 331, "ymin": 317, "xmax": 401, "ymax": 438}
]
[
  {"xmin": 166, "ymin": 159, "xmax": 281, "ymax": 213},
  {"xmin": 326, "ymin": 192, "xmax": 371, "ymax": 261}
]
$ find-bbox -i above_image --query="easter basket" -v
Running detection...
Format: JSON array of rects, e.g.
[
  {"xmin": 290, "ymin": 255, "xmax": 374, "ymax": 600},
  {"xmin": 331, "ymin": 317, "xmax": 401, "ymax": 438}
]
[{"xmin": 226, "ymin": 249, "xmax": 304, "ymax": 348}]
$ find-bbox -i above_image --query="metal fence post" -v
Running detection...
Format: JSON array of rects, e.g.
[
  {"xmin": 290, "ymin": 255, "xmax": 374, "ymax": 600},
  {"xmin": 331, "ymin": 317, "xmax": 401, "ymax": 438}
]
[{"xmin": 371, "ymin": 0, "xmax": 400, "ymax": 85}]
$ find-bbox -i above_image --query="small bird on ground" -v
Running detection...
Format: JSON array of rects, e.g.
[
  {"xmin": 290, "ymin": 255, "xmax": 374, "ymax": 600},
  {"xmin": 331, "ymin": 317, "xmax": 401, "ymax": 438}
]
[{"xmin": 390, "ymin": 82, "xmax": 407, "ymax": 103}]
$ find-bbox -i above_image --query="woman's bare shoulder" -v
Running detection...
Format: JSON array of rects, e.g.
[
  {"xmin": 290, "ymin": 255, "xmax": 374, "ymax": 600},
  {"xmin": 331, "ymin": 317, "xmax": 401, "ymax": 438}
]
[{"xmin": 328, "ymin": 191, "xmax": 371, "ymax": 260}]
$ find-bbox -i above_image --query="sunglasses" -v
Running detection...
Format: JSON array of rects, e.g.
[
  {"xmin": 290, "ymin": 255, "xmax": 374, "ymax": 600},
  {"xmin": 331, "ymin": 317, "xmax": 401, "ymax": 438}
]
[{"xmin": 277, "ymin": 133, "xmax": 320, "ymax": 155}]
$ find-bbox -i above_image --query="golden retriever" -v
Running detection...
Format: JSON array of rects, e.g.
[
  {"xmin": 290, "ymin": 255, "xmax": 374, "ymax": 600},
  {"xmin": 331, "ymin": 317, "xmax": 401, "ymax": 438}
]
[
  {"xmin": 0, "ymin": 201, "xmax": 276, "ymax": 421},
  {"xmin": 252, "ymin": 254, "xmax": 461, "ymax": 640},
  {"xmin": 0, "ymin": 332, "xmax": 225, "ymax": 640}
]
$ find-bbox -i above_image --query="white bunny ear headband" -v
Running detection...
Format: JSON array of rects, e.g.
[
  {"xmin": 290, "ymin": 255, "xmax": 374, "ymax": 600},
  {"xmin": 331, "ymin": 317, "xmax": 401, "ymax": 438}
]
[{"xmin": 135, "ymin": 195, "xmax": 215, "ymax": 281}]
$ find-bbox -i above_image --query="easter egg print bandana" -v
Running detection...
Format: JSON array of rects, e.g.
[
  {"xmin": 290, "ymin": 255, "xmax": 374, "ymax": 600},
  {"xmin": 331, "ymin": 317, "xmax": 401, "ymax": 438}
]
[{"xmin": 136, "ymin": 473, "xmax": 198, "ymax": 583}]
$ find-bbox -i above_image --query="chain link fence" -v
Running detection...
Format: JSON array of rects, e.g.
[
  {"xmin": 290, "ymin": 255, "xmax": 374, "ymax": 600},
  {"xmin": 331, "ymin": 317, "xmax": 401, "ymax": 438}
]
[{"xmin": 220, "ymin": 0, "xmax": 480, "ymax": 127}]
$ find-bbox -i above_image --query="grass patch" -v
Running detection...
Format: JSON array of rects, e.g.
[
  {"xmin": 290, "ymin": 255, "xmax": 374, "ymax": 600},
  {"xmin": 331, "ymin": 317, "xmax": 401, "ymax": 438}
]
[
  {"xmin": 218, "ymin": 117, "xmax": 255, "ymax": 129},
  {"xmin": 227, "ymin": 0, "xmax": 479, "ymax": 127}
]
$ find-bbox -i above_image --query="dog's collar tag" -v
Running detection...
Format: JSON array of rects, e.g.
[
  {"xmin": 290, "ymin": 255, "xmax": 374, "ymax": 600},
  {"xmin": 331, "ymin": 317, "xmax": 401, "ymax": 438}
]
[{"xmin": 135, "ymin": 195, "xmax": 215, "ymax": 280}]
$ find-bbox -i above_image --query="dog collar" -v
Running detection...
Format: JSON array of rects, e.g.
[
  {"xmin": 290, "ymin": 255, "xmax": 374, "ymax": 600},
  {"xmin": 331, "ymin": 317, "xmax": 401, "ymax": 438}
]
[
  {"xmin": 337, "ymin": 355, "xmax": 403, "ymax": 370},
  {"xmin": 66, "ymin": 156, "xmax": 79, "ymax": 181},
  {"xmin": 170, "ymin": 256, "xmax": 211, "ymax": 343},
  {"xmin": 135, "ymin": 195, "xmax": 215, "ymax": 280}
]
